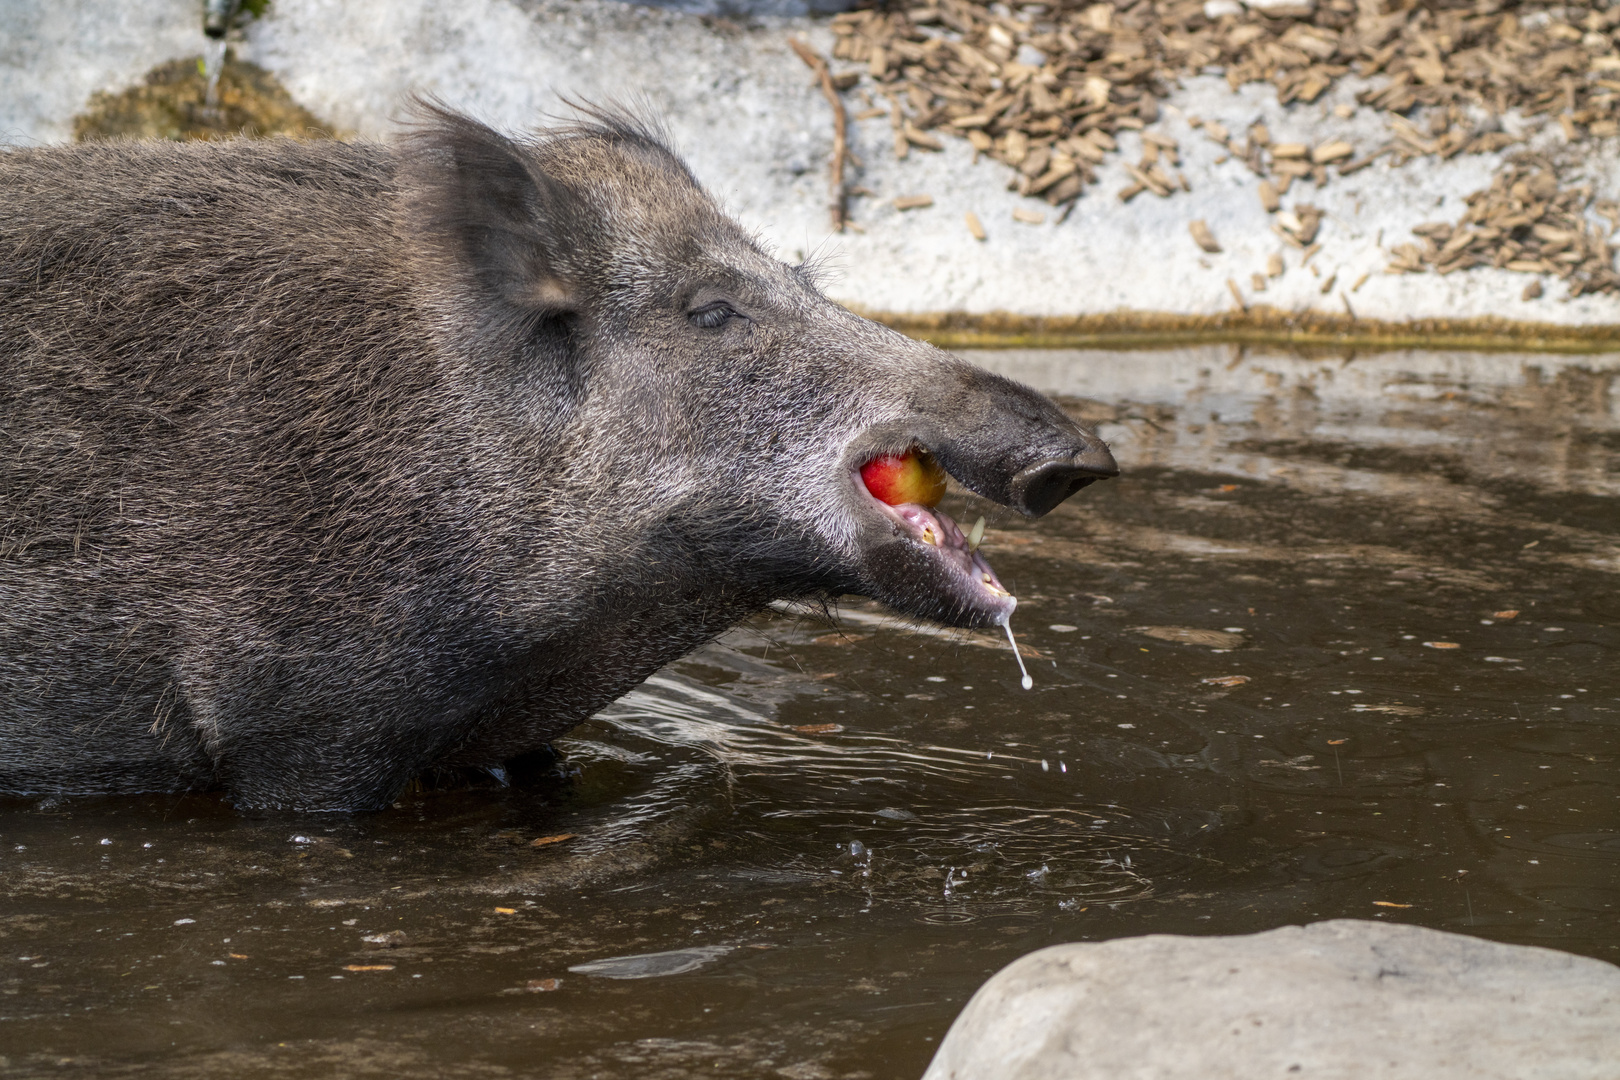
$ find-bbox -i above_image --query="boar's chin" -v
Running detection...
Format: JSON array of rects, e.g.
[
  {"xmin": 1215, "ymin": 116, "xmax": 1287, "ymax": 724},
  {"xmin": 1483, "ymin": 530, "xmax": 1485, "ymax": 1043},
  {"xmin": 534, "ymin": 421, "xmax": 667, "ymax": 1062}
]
[{"xmin": 852, "ymin": 502, "xmax": 1017, "ymax": 629}]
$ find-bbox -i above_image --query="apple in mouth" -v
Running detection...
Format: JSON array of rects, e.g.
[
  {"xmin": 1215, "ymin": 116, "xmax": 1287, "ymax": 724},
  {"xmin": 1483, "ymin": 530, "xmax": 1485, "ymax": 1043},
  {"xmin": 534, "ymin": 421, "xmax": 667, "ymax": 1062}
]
[{"xmin": 859, "ymin": 448, "xmax": 949, "ymax": 509}]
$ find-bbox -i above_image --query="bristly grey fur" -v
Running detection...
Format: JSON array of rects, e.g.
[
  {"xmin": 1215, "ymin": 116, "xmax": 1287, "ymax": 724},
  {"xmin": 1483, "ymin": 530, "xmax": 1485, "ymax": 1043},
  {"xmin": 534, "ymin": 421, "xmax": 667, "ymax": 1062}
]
[{"xmin": 0, "ymin": 105, "xmax": 1113, "ymax": 811}]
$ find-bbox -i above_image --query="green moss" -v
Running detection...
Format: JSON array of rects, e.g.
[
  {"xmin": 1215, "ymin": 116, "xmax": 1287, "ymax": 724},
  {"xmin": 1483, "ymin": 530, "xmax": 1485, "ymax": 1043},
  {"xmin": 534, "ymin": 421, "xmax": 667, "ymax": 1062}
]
[{"xmin": 73, "ymin": 54, "xmax": 336, "ymax": 143}]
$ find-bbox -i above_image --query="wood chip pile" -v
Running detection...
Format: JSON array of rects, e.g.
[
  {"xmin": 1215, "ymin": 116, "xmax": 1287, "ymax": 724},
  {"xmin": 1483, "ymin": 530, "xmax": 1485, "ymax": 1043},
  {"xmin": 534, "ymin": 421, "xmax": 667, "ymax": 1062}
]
[
  {"xmin": 819, "ymin": 0, "xmax": 1620, "ymax": 296},
  {"xmin": 830, "ymin": 0, "xmax": 1620, "ymax": 188},
  {"xmin": 1386, "ymin": 158, "xmax": 1620, "ymax": 294}
]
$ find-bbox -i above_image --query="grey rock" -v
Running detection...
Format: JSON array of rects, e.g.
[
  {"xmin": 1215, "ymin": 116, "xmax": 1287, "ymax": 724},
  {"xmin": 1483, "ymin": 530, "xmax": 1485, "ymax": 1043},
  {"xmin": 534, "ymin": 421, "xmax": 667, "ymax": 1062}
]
[{"xmin": 924, "ymin": 920, "xmax": 1620, "ymax": 1080}]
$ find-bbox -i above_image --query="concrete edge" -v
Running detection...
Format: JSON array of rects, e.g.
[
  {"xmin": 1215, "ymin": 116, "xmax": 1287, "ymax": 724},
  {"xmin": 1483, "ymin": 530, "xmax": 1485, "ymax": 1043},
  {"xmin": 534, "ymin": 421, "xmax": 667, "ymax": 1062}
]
[{"xmin": 859, "ymin": 306, "xmax": 1620, "ymax": 353}]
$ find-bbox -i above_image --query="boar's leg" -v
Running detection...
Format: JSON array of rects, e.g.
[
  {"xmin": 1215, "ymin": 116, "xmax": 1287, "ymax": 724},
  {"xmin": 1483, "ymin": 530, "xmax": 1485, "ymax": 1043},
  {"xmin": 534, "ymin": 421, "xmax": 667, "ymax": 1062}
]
[{"xmin": 170, "ymin": 637, "xmax": 511, "ymax": 811}]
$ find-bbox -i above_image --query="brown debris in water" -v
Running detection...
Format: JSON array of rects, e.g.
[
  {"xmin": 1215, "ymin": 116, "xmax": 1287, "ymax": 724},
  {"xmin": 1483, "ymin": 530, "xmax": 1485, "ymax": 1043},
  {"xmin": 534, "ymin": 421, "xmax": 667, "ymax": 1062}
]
[{"xmin": 73, "ymin": 54, "xmax": 334, "ymax": 143}]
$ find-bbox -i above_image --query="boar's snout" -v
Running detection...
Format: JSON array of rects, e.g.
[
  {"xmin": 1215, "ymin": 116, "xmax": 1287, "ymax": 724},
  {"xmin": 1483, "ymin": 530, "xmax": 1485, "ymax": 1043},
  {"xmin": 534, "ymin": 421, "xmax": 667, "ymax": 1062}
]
[
  {"xmin": 912, "ymin": 361, "xmax": 1117, "ymax": 519},
  {"xmin": 1007, "ymin": 445, "xmax": 1120, "ymax": 517}
]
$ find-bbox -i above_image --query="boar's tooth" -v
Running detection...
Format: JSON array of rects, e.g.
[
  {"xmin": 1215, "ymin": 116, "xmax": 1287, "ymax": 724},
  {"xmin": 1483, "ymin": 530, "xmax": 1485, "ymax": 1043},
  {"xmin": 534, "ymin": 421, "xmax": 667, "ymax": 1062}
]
[
  {"xmin": 921, "ymin": 525, "xmax": 938, "ymax": 546},
  {"xmin": 967, "ymin": 516, "xmax": 986, "ymax": 550}
]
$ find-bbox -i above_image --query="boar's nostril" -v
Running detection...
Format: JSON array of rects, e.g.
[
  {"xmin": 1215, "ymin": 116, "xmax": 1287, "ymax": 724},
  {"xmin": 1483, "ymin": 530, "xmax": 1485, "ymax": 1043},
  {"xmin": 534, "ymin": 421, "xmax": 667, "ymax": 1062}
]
[{"xmin": 1010, "ymin": 449, "xmax": 1119, "ymax": 517}]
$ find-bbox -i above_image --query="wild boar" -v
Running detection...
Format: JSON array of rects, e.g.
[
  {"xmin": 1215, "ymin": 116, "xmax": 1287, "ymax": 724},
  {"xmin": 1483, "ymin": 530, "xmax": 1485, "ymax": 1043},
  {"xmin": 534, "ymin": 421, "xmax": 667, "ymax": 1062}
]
[{"xmin": 0, "ymin": 105, "xmax": 1116, "ymax": 811}]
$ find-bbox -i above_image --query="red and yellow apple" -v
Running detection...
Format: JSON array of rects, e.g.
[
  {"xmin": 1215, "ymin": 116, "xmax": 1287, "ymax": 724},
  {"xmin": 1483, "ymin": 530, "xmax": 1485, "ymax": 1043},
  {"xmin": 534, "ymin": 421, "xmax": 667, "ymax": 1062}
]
[{"xmin": 860, "ymin": 448, "xmax": 948, "ymax": 507}]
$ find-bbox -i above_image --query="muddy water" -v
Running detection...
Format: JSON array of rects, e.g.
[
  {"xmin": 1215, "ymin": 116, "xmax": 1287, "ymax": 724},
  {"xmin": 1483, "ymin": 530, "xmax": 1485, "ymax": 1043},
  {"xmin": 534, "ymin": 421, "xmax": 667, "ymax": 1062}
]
[{"xmin": 3, "ymin": 346, "xmax": 1618, "ymax": 1079}]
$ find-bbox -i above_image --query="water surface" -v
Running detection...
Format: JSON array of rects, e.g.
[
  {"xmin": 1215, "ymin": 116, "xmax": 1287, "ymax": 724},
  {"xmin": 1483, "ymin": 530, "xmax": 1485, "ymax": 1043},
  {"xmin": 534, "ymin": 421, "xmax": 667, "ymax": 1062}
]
[{"xmin": 3, "ymin": 346, "xmax": 1617, "ymax": 1078}]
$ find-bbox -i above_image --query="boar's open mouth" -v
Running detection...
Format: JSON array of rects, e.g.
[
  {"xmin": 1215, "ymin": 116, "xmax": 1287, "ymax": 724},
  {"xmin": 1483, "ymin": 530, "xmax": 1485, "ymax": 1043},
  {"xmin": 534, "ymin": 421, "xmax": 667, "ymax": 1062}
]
[
  {"xmin": 853, "ymin": 462, "xmax": 1016, "ymax": 622},
  {"xmin": 841, "ymin": 425, "xmax": 1115, "ymax": 629}
]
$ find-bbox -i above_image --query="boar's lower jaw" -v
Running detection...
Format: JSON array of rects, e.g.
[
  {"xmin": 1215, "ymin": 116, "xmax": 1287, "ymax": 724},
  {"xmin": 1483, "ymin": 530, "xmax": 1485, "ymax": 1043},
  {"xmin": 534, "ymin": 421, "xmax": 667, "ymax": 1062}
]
[{"xmin": 858, "ymin": 492, "xmax": 1017, "ymax": 629}]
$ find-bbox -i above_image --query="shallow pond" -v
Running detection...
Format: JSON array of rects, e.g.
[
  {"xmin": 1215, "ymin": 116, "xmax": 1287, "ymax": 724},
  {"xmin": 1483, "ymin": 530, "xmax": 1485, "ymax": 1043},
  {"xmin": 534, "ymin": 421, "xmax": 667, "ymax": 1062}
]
[{"xmin": 3, "ymin": 346, "xmax": 1618, "ymax": 1079}]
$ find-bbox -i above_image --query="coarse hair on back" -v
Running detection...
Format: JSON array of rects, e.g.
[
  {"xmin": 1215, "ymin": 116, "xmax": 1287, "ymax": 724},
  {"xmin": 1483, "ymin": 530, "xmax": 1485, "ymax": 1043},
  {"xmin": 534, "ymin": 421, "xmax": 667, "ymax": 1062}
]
[{"xmin": 403, "ymin": 95, "xmax": 698, "ymax": 191}]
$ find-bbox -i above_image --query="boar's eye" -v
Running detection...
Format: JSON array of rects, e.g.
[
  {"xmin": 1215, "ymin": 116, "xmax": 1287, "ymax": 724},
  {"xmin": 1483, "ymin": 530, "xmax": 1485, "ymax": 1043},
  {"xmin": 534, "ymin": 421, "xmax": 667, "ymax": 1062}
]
[{"xmin": 688, "ymin": 301, "xmax": 740, "ymax": 330}]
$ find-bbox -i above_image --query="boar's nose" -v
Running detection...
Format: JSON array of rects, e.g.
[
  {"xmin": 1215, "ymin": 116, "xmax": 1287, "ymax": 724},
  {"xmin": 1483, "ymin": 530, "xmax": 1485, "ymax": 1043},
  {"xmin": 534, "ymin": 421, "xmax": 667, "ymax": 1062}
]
[{"xmin": 1008, "ymin": 443, "xmax": 1120, "ymax": 517}]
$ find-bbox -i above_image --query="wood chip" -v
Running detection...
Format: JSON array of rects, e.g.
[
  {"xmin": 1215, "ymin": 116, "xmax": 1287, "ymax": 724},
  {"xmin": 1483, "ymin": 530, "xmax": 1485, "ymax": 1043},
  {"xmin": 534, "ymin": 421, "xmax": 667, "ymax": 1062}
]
[
  {"xmin": 1125, "ymin": 163, "xmax": 1172, "ymax": 197},
  {"xmin": 530, "ymin": 833, "xmax": 577, "ymax": 847},
  {"xmin": 1311, "ymin": 140, "xmax": 1353, "ymax": 164},
  {"xmin": 1265, "ymin": 253, "xmax": 1284, "ymax": 277},
  {"xmin": 903, "ymin": 125, "xmax": 943, "ymax": 152},
  {"xmin": 1012, "ymin": 206, "xmax": 1046, "ymax": 224},
  {"xmin": 893, "ymin": 194, "xmax": 935, "ymax": 210},
  {"xmin": 1257, "ymin": 181, "xmax": 1280, "ymax": 213},
  {"xmin": 1275, "ymin": 205, "xmax": 1324, "ymax": 246},
  {"xmin": 965, "ymin": 211, "xmax": 987, "ymax": 240},
  {"xmin": 1227, "ymin": 278, "xmax": 1247, "ymax": 310},
  {"xmin": 1338, "ymin": 145, "xmax": 1392, "ymax": 175},
  {"xmin": 1189, "ymin": 219, "xmax": 1222, "ymax": 253}
]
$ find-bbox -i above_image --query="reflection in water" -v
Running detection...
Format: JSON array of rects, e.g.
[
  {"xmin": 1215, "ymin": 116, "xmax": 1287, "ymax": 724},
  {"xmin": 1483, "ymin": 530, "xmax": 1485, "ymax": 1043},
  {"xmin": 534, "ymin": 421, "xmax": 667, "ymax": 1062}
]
[
  {"xmin": 981, "ymin": 346, "xmax": 1620, "ymax": 498},
  {"xmin": 568, "ymin": 945, "xmax": 735, "ymax": 979},
  {"xmin": 595, "ymin": 675, "xmax": 1176, "ymax": 915},
  {"xmin": 0, "ymin": 347, "xmax": 1616, "ymax": 1080}
]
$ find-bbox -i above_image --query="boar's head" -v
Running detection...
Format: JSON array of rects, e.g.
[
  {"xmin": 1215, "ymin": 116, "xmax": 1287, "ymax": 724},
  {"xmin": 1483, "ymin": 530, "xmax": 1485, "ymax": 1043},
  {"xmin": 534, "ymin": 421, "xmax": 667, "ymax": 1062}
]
[{"xmin": 409, "ymin": 105, "xmax": 1115, "ymax": 633}]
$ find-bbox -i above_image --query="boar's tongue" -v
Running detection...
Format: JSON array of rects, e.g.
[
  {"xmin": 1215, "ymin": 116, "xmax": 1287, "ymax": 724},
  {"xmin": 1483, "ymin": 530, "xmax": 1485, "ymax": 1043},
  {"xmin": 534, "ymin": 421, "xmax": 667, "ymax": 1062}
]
[{"xmin": 888, "ymin": 502, "xmax": 1011, "ymax": 601}]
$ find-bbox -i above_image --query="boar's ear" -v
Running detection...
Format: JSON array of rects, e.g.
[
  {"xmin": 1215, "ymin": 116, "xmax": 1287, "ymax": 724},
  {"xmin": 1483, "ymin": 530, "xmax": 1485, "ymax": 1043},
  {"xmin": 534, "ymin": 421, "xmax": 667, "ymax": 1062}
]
[{"xmin": 407, "ymin": 103, "xmax": 585, "ymax": 319}]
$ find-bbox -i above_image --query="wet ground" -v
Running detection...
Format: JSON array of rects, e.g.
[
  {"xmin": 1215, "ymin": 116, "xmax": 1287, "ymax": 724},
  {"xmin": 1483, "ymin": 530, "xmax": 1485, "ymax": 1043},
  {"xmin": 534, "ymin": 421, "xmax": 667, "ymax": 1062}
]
[{"xmin": 2, "ymin": 346, "xmax": 1617, "ymax": 1079}]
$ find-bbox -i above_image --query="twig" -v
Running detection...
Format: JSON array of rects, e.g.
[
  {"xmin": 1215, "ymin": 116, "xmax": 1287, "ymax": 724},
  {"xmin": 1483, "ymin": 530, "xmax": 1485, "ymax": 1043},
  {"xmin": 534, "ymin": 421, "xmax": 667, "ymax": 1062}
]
[{"xmin": 790, "ymin": 38, "xmax": 848, "ymax": 232}]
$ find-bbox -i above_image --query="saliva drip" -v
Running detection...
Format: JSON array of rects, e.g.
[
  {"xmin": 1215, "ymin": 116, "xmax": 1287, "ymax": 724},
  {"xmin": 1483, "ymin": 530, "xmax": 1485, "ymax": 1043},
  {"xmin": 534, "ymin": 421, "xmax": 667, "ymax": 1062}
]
[{"xmin": 1000, "ymin": 616, "xmax": 1033, "ymax": 690}]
